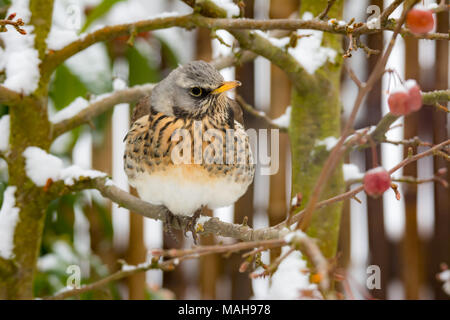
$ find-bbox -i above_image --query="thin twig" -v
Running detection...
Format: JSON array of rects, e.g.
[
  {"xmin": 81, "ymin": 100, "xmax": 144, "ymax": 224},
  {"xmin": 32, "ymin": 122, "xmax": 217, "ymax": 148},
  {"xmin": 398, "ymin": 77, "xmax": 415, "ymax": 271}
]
[
  {"xmin": 283, "ymin": 138, "xmax": 450, "ymax": 228},
  {"xmin": 317, "ymin": 0, "xmax": 337, "ymax": 20},
  {"xmin": 379, "ymin": 0, "xmax": 404, "ymax": 24},
  {"xmin": 235, "ymin": 95, "xmax": 288, "ymax": 132},
  {"xmin": 0, "ymin": 13, "xmax": 26, "ymax": 35},
  {"xmin": 344, "ymin": 62, "xmax": 363, "ymax": 88}
]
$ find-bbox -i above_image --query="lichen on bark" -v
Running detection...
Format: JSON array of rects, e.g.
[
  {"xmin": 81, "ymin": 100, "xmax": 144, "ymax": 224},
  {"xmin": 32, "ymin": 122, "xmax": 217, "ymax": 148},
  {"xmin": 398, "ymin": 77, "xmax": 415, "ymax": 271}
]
[
  {"xmin": 0, "ymin": 0, "xmax": 54, "ymax": 299},
  {"xmin": 289, "ymin": 0, "xmax": 345, "ymax": 259}
]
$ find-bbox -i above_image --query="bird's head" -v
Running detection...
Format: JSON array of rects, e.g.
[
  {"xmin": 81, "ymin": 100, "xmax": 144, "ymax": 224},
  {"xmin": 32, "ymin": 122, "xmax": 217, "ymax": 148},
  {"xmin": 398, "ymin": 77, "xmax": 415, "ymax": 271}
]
[{"xmin": 151, "ymin": 60, "xmax": 241, "ymax": 118}]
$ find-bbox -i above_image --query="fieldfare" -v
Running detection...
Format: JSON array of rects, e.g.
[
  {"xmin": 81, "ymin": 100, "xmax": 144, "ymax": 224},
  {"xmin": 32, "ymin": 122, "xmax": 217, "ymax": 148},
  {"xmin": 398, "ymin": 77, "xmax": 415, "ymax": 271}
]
[{"xmin": 124, "ymin": 61, "xmax": 255, "ymax": 242}]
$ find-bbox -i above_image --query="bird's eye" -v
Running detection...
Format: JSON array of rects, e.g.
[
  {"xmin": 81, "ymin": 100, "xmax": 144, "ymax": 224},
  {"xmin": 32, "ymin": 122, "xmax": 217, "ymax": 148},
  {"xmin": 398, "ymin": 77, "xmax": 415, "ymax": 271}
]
[{"xmin": 189, "ymin": 87, "xmax": 203, "ymax": 97}]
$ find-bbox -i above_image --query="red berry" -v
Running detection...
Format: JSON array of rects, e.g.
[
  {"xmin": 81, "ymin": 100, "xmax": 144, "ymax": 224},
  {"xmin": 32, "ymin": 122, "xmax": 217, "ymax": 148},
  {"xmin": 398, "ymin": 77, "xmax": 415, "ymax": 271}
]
[
  {"xmin": 388, "ymin": 91, "xmax": 409, "ymax": 115},
  {"xmin": 406, "ymin": 81, "xmax": 422, "ymax": 112},
  {"xmin": 363, "ymin": 167, "xmax": 391, "ymax": 198},
  {"xmin": 406, "ymin": 9, "xmax": 434, "ymax": 34}
]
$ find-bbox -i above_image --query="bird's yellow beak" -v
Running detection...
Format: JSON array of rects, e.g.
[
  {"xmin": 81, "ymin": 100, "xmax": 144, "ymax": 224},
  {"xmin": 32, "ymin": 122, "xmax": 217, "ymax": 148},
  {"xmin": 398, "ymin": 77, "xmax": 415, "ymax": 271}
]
[{"xmin": 212, "ymin": 80, "xmax": 241, "ymax": 94}]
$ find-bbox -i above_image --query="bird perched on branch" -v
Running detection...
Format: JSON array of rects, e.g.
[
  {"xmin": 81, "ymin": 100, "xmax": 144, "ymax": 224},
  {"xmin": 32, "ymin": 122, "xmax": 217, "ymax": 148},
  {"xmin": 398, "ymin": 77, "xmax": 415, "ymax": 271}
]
[{"xmin": 124, "ymin": 61, "xmax": 255, "ymax": 242}]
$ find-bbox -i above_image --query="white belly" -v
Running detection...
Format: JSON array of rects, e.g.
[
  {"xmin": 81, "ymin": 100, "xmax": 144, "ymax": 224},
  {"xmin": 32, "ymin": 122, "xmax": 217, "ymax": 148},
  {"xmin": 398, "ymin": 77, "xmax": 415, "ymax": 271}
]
[{"xmin": 129, "ymin": 165, "xmax": 252, "ymax": 216}]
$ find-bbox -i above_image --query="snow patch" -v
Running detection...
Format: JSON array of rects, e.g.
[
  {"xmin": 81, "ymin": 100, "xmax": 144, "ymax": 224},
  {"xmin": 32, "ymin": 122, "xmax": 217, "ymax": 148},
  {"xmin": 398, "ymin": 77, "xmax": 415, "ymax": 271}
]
[
  {"xmin": 23, "ymin": 147, "xmax": 106, "ymax": 187},
  {"xmin": 404, "ymin": 79, "xmax": 419, "ymax": 90},
  {"xmin": 59, "ymin": 165, "xmax": 107, "ymax": 186},
  {"xmin": 343, "ymin": 163, "xmax": 363, "ymax": 182},
  {"xmin": 0, "ymin": 0, "xmax": 41, "ymax": 94},
  {"xmin": 113, "ymin": 78, "xmax": 127, "ymax": 91},
  {"xmin": 50, "ymin": 97, "xmax": 89, "ymax": 123},
  {"xmin": 284, "ymin": 230, "xmax": 306, "ymax": 244},
  {"xmin": 210, "ymin": 0, "xmax": 240, "ymax": 18},
  {"xmin": 46, "ymin": 28, "xmax": 80, "ymax": 50},
  {"xmin": 255, "ymin": 12, "xmax": 337, "ymax": 74},
  {"xmin": 105, "ymin": 178, "xmax": 117, "ymax": 187},
  {"xmin": 328, "ymin": 19, "xmax": 346, "ymax": 27},
  {"xmin": 106, "ymin": 0, "xmax": 181, "ymax": 25},
  {"xmin": 195, "ymin": 215, "xmax": 211, "ymax": 232},
  {"xmin": 23, "ymin": 147, "xmax": 63, "ymax": 186},
  {"xmin": 272, "ymin": 106, "xmax": 291, "ymax": 128},
  {"xmin": 291, "ymin": 195, "xmax": 298, "ymax": 207},
  {"xmin": 0, "ymin": 186, "xmax": 20, "ymax": 259},
  {"xmin": 252, "ymin": 247, "xmax": 321, "ymax": 299},
  {"xmin": 0, "ymin": 115, "xmax": 10, "ymax": 152},
  {"xmin": 316, "ymin": 136, "xmax": 339, "ymax": 151},
  {"xmin": 438, "ymin": 270, "xmax": 450, "ymax": 295}
]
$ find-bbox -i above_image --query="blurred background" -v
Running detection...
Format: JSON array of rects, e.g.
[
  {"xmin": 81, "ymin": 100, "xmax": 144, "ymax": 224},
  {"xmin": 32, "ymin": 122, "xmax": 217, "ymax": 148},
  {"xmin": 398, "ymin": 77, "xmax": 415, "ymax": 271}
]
[{"xmin": 0, "ymin": 0, "xmax": 448, "ymax": 299}]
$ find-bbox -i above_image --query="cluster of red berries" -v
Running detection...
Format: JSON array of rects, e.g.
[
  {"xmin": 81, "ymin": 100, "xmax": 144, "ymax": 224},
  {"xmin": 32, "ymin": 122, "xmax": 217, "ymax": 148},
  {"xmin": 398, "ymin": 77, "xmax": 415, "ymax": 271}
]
[{"xmin": 387, "ymin": 80, "xmax": 422, "ymax": 116}]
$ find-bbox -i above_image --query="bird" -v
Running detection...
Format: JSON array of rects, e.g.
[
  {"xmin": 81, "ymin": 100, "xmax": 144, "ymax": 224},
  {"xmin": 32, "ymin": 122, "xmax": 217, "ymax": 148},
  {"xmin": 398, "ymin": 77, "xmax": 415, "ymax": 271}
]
[{"xmin": 123, "ymin": 60, "xmax": 255, "ymax": 242}]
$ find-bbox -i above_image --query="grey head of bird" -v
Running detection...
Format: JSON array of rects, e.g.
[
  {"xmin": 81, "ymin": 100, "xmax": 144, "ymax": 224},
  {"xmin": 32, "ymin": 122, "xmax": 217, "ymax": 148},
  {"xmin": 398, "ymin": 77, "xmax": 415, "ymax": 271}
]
[{"xmin": 150, "ymin": 60, "xmax": 241, "ymax": 118}]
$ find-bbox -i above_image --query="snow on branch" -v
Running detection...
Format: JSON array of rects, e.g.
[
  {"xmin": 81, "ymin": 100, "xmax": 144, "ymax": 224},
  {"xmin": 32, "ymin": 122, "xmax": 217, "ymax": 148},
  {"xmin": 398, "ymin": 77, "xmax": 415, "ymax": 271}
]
[
  {"xmin": 235, "ymin": 95, "xmax": 289, "ymax": 132},
  {"xmin": 0, "ymin": 115, "xmax": 11, "ymax": 153},
  {"xmin": 0, "ymin": 3, "xmax": 40, "ymax": 95},
  {"xmin": 0, "ymin": 186, "xmax": 20, "ymax": 260},
  {"xmin": 45, "ymin": 232, "xmax": 330, "ymax": 300},
  {"xmin": 37, "ymin": 139, "xmax": 449, "ymax": 300},
  {"xmin": 51, "ymin": 84, "xmax": 155, "ymax": 139},
  {"xmin": 23, "ymin": 147, "xmax": 106, "ymax": 187},
  {"xmin": 40, "ymin": 4, "xmax": 449, "ymax": 80}
]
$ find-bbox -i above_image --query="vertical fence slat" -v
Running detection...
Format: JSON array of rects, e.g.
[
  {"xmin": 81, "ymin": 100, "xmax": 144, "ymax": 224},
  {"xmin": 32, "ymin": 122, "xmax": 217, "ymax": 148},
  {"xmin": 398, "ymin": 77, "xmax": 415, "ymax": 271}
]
[
  {"xmin": 431, "ymin": 7, "xmax": 450, "ymax": 300},
  {"xmin": 402, "ymin": 36, "xmax": 421, "ymax": 300},
  {"xmin": 364, "ymin": 0, "xmax": 389, "ymax": 299}
]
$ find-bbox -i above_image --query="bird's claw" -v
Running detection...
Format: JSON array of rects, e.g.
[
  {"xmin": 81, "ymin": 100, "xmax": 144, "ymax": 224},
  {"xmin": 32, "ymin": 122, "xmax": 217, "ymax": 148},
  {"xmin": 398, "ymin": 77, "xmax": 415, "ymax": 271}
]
[
  {"xmin": 164, "ymin": 209, "xmax": 181, "ymax": 243},
  {"xmin": 186, "ymin": 209, "xmax": 202, "ymax": 245},
  {"xmin": 163, "ymin": 208, "xmax": 202, "ymax": 244}
]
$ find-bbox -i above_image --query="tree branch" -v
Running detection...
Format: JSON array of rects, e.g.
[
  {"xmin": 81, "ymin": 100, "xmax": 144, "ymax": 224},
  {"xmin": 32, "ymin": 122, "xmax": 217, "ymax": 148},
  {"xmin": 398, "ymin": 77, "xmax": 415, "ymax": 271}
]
[
  {"xmin": 317, "ymin": 0, "xmax": 338, "ymax": 20},
  {"xmin": 92, "ymin": 178, "xmax": 281, "ymax": 241},
  {"xmin": 210, "ymin": 50, "xmax": 257, "ymax": 70},
  {"xmin": 45, "ymin": 234, "xmax": 330, "ymax": 299},
  {"xmin": 235, "ymin": 95, "xmax": 288, "ymax": 132},
  {"xmin": 0, "ymin": 85, "xmax": 22, "ymax": 106},
  {"xmin": 51, "ymin": 84, "xmax": 155, "ymax": 139},
  {"xmin": 422, "ymin": 89, "xmax": 450, "ymax": 105},
  {"xmin": 362, "ymin": 89, "xmax": 450, "ymax": 146},
  {"xmin": 40, "ymin": 7, "xmax": 448, "ymax": 80},
  {"xmin": 379, "ymin": 0, "xmax": 404, "ymax": 24}
]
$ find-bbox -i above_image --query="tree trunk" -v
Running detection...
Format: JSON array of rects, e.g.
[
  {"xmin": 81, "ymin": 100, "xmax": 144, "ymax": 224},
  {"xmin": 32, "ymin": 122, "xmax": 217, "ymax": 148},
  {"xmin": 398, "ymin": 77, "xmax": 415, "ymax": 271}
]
[
  {"xmin": 0, "ymin": 0, "xmax": 54, "ymax": 299},
  {"xmin": 290, "ymin": 0, "xmax": 345, "ymax": 259}
]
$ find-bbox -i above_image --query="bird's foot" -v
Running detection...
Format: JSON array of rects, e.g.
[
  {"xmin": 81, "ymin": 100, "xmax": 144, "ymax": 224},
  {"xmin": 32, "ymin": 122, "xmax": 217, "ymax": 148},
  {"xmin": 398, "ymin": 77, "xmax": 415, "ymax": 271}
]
[
  {"xmin": 186, "ymin": 208, "xmax": 202, "ymax": 245},
  {"xmin": 163, "ymin": 208, "xmax": 203, "ymax": 244},
  {"xmin": 163, "ymin": 209, "xmax": 182, "ymax": 243}
]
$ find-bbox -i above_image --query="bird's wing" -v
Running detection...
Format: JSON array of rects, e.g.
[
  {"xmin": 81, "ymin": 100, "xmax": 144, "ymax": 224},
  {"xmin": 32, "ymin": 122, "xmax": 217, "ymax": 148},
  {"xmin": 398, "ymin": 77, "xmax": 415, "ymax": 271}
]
[
  {"xmin": 229, "ymin": 99, "xmax": 244, "ymax": 126},
  {"xmin": 124, "ymin": 110, "xmax": 191, "ymax": 179},
  {"xmin": 131, "ymin": 95, "xmax": 151, "ymax": 123}
]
